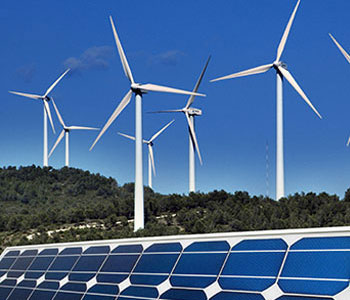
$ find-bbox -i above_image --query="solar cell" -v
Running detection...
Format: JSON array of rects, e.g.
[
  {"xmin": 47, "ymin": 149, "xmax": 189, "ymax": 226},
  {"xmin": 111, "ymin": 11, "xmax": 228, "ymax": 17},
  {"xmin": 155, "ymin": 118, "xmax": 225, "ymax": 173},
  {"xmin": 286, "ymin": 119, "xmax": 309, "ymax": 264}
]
[{"xmin": 1, "ymin": 227, "xmax": 350, "ymax": 300}]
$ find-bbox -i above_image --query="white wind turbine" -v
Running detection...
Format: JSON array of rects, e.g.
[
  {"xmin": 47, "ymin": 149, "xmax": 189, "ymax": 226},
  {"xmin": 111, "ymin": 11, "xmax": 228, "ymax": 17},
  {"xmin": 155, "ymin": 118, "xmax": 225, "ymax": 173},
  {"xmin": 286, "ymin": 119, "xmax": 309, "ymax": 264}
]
[
  {"xmin": 211, "ymin": 0, "xmax": 322, "ymax": 200},
  {"xmin": 118, "ymin": 120, "xmax": 175, "ymax": 189},
  {"xmin": 151, "ymin": 56, "xmax": 210, "ymax": 192},
  {"xmin": 49, "ymin": 99, "xmax": 98, "ymax": 167},
  {"xmin": 329, "ymin": 34, "xmax": 350, "ymax": 146},
  {"xmin": 9, "ymin": 69, "xmax": 70, "ymax": 167},
  {"xmin": 90, "ymin": 16, "xmax": 205, "ymax": 231}
]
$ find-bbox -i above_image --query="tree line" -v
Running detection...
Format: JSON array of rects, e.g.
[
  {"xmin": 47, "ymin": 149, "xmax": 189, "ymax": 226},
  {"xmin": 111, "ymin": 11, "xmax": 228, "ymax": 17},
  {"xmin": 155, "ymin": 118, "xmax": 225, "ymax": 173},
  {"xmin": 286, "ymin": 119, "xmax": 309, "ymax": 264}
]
[{"xmin": 0, "ymin": 165, "xmax": 349, "ymax": 253}]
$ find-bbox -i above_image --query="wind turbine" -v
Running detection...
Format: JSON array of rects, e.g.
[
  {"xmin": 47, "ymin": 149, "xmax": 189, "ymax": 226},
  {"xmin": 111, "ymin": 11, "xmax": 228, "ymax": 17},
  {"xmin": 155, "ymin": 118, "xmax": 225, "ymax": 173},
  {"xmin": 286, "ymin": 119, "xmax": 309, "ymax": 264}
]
[
  {"xmin": 211, "ymin": 0, "xmax": 322, "ymax": 200},
  {"xmin": 151, "ymin": 56, "xmax": 210, "ymax": 192},
  {"xmin": 49, "ymin": 99, "xmax": 98, "ymax": 167},
  {"xmin": 90, "ymin": 16, "xmax": 205, "ymax": 231},
  {"xmin": 9, "ymin": 69, "xmax": 70, "ymax": 167},
  {"xmin": 329, "ymin": 34, "xmax": 350, "ymax": 146},
  {"xmin": 118, "ymin": 120, "xmax": 175, "ymax": 189}
]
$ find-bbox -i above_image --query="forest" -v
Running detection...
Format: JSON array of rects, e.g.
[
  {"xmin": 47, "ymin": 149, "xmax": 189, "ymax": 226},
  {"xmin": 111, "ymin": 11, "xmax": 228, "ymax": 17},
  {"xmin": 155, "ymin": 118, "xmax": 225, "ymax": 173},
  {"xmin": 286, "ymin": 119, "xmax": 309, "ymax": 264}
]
[{"xmin": 0, "ymin": 165, "xmax": 350, "ymax": 253}]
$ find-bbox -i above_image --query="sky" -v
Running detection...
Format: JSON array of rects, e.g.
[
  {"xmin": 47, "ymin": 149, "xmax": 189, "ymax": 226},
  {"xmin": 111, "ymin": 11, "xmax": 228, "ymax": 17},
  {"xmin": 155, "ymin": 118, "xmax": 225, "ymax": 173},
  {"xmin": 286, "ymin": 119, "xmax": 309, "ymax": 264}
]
[{"xmin": 0, "ymin": 0, "xmax": 350, "ymax": 199}]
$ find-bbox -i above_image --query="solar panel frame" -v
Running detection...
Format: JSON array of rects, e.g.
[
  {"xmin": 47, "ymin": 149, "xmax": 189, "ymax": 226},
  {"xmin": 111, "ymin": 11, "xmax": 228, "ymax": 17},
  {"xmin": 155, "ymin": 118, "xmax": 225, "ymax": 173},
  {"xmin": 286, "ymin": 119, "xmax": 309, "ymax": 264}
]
[{"xmin": 1, "ymin": 226, "xmax": 350, "ymax": 300}]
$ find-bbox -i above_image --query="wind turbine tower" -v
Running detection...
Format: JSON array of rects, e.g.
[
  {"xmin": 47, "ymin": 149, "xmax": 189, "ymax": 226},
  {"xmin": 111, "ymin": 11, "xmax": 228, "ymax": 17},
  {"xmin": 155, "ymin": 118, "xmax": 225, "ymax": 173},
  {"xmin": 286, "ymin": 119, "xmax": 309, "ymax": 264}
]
[
  {"xmin": 152, "ymin": 56, "xmax": 210, "ymax": 192},
  {"xmin": 90, "ymin": 17, "xmax": 205, "ymax": 231},
  {"xmin": 118, "ymin": 120, "xmax": 174, "ymax": 189},
  {"xmin": 49, "ymin": 99, "xmax": 99, "ymax": 167},
  {"xmin": 211, "ymin": 0, "xmax": 322, "ymax": 200}
]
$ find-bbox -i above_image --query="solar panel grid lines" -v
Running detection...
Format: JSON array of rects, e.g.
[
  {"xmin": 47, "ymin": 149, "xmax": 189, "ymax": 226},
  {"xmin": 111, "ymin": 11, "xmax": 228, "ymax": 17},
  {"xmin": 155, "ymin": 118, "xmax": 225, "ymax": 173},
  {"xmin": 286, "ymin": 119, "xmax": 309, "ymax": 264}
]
[
  {"xmin": 79, "ymin": 246, "xmax": 112, "ymax": 299},
  {"xmin": 3, "ymin": 227, "xmax": 350, "ymax": 300},
  {"xmin": 113, "ymin": 244, "xmax": 144, "ymax": 300},
  {"xmin": 41, "ymin": 247, "xmax": 82, "ymax": 299}
]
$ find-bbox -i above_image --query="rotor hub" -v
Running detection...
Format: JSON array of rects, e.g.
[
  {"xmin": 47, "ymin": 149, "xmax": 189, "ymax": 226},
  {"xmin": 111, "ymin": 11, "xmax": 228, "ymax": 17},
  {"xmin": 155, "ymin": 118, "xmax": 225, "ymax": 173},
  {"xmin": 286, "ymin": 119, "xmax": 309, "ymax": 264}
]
[
  {"xmin": 273, "ymin": 61, "xmax": 287, "ymax": 70},
  {"xmin": 187, "ymin": 107, "xmax": 202, "ymax": 116},
  {"xmin": 131, "ymin": 83, "xmax": 145, "ymax": 95}
]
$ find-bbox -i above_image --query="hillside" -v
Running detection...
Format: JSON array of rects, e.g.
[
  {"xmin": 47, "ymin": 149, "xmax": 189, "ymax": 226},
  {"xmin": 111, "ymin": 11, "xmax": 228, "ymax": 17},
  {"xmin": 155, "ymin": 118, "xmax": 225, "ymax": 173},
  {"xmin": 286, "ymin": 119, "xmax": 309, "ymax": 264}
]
[{"xmin": 0, "ymin": 165, "xmax": 350, "ymax": 253}]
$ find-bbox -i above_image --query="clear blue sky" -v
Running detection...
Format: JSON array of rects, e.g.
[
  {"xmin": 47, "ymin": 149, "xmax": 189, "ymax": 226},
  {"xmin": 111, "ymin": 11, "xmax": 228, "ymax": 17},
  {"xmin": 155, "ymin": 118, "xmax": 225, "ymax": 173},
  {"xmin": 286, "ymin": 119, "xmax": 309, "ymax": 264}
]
[{"xmin": 1, "ymin": 0, "xmax": 350, "ymax": 199}]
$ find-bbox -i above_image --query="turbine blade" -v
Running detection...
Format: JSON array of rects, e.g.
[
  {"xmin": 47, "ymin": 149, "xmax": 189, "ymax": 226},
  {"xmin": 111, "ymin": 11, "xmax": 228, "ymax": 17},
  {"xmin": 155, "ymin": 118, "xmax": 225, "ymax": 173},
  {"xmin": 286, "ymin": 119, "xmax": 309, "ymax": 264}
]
[
  {"xmin": 90, "ymin": 90, "xmax": 132, "ymax": 150},
  {"xmin": 185, "ymin": 55, "xmax": 211, "ymax": 109},
  {"xmin": 149, "ymin": 120, "xmax": 175, "ymax": 142},
  {"xmin": 51, "ymin": 98, "xmax": 65, "ymax": 127},
  {"xmin": 67, "ymin": 126, "xmax": 99, "ymax": 130},
  {"xmin": 347, "ymin": 136, "xmax": 350, "ymax": 147},
  {"xmin": 9, "ymin": 91, "xmax": 42, "ymax": 100},
  {"xmin": 139, "ymin": 83, "xmax": 205, "ymax": 97},
  {"xmin": 49, "ymin": 130, "xmax": 65, "ymax": 158},
  {"xmin": 109, "ymin": 16, "xmax": 134, "ymax": 84},
  {"xmin": 277, "ymin": 66, "xmax": 322, "ymax": 119},
  {"xmin": 185, "ymin": 112, "xmax": 202, "ymax": 165},
  {"xmin": 44, "ymin": 100, "xmax": 56, "ymax": 134},
  {"xmin": 44, "ymin": 69, "xmax": 70, "ymax": 97},
  {"xmin": 329, "ymin": 34, "xmax": 350, "ymax": 64},
  {"xmin": 118, "ymin": 132, "xmax": 136, "ymax": 141},
  {"xmin": 210, "ymin": 63, "xmax": 273, "ymax": 82},
  {"xmin": 147, "ymin": 109, "xmax": 183, "ymax": 114},
  {"xmin": 149, "ymin": 144, "xmax": 156, "ymax": 176},
  {"xmin": 276, "ymin": 0, "xmax": 301, "ymax": 62}
]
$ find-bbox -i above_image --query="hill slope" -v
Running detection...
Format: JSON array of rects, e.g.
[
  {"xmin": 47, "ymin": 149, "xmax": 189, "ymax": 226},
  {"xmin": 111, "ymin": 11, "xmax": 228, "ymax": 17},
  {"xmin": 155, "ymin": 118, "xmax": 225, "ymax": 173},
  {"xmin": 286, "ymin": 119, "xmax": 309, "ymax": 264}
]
[{"xmin": 1, "ymin": 165, "xmax": 350, "ymax": 253}]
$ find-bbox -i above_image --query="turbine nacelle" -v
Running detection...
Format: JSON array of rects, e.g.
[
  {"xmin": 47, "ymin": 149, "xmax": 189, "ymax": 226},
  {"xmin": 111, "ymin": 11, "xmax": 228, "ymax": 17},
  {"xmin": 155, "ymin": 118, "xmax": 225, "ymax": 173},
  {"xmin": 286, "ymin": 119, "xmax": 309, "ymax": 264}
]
[
  {"xmin": 186, "ymin": 107, "xmax": 202, "ymax": 116},
  {"xmin": 273, "ymin": 61, "xmax": 287, "ymax": 70},
  {"xmin": 130, "ymin": 83, "xmax": 147, "ymax": 94}
]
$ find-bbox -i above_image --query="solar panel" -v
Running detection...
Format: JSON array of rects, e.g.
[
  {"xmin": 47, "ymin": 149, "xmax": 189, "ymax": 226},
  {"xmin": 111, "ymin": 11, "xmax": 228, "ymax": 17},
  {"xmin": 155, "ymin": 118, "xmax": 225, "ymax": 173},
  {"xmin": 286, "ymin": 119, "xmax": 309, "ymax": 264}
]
[{"xmin": 1, "ymin": 226, "xmax": 350, "ymax": 300}]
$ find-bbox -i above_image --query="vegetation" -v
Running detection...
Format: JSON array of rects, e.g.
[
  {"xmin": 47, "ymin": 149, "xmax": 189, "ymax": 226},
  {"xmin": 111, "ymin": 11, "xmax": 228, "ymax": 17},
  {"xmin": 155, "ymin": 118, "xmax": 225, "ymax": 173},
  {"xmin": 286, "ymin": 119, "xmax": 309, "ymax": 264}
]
[{"xmin": 0, "ymin": 165, "xmax": 349, "ymax": 254}]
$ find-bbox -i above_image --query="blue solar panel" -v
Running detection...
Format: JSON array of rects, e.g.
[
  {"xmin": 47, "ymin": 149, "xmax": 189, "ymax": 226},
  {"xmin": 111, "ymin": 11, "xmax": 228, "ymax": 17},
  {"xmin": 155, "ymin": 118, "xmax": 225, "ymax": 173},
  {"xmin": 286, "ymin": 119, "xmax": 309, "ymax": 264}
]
[
  {"xmin": 171, "ymin": 275, "xmax": 216, "ymax": 288},
  {"xmin": 112, "ymin": 244, "xmax": 143, "ymax": 253},
  {"xmin": 84, "ymin": 246, "xmax": 110, "ymax": 254},
  {"xmin": 281, "ymin": 251, "xmax": 350, "ymax": 279},
  {"xmin": 20, "ymin": 250, "xmax": 38, "ymax": 257},
  {"xmin": 278, "ymin": 278, "xmax": 348, "ymax": 296},
  {"xmin": 25, "ymin": 271, "xmax": 44, "ymax": 279},
  {"xmin": 5, "ymin": 251, "xmax": 19, "ymax": 257},
  {"xmin": 49, "ymin": 256, "xmax": 79, "ymax": 271},
  {"xmin": 73, "ymin": 255, "xmax": 107, "ymax": 271},
  {"xmin": 220, "ymin": 277, "xmax": 276, "ymax": 291},
  {"xmin": 87, "ymin": 283, "xmax": 119, "ymax": 295},
  {"xmin": 277, "ymin": 297, "xmax": 332, "ymax": 300},
  {"xmin": 184, "ymin": 241, "xmax": 230, "ymax": 252},
  {"xmin": 232, "ymin": 238, "xmax": 288, "ymax": 251},
  {"xmin": 7, "ymin": 287, "xmax": 32, "ymax": 299},
  {"xmin": 291, "ymin": 236, "xmax": 350, "ymax": 250},
  {"xmin": 59, "ymin": 247, "xmax": 82, "ymax": 255},
  {"xmin": 69, "ymin": 273, "xmax": 95, "ymax": 282},
  {"xmin": 133, "ymin": 253, "xmax": 179, "ymax": 273},
  {"xmin": 0, "ymin": 258, "xmax": 16, "ymax": 270},
  {"xmin": 222, "ymin": 252, "xmax": 286, "ymax": 276},
  {"xmin": 29, "ymin": 289, "xmax": 56, "ymax": 300},
  {"xmin": 10, "ymin": 256, "xmax": 34, "ymax": 270},
  {"xmin": 83, "ymin": 295, "xmax": 115, "ymax": 300},
  {"xmin": 39, "ymin": 248, "xmax": 58, "ymax": 256},
  {"xmin": 29, "ymin": 256, "xmax": 54, "ymax": 270},
  {"xmin": 101, "ymin": 254, "xmax": 139, "ymax": 272},
  {"xmin": 160, "ymin": 288, "xmax": 207, "ymax": 300},
  {"xmin": 211, "ymin": 291, "xmax": 264, "ymax": 300},
  {"xmin": 1, "ymin": 228, "xmax": 350, "ymax": 300},
  {"xmin": 145, "ymin": 242, "xmax": 182, "ymax": 252}
]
